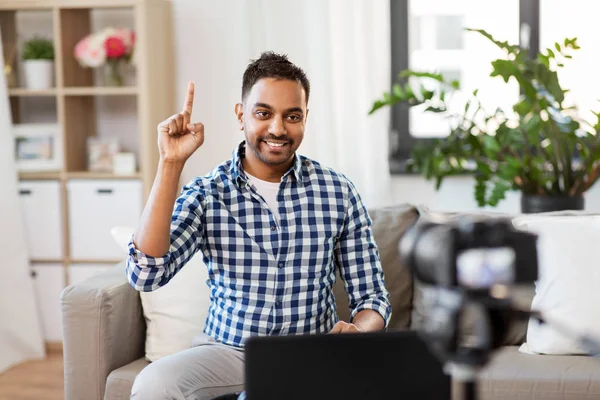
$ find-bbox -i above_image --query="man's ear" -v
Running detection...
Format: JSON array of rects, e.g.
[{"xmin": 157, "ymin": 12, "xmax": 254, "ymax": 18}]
[
  {"xmin": 305, "ymin": 108, "xmax": 309, "ymax": 123},
  {"xmin": 234, "ymin": 103, "xmax": 244, "ymax": 130}
]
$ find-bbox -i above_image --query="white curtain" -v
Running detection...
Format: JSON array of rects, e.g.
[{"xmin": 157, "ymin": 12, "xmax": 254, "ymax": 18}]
[
  {"xmin": 245, "ymin": 0, "xmax": 393, "ymax": 208},
  {"xmin": 176, "ymin": 0, "xmax": 393, "ymax": 209},
  {"xmin": 0, "ymin": 38, "xmax": 45, "ymax": 372}
]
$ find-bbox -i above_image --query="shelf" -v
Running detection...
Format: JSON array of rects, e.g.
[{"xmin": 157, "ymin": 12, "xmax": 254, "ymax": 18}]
[
  {"xmin": 62, "ymin": 86, "xmax": 138, "ymax": 96},
  {"xmin": 68, "ymin": 259, "xmax": 123, "ymax": 265},
  {"xmin": 9, "ymin": 88, "xmax": 58, "ymax": 97},
  {"xmin": 66, "ymin": 171, "xmax": 141, "ymax": 180},
  {"xmin": 19, "ymin": 171, "xmax": 142, "ymax": 180},
  {"xmin": 0, "ymin": 1, "xmax": 138, "ymax": 11},
  {"xmin": 9, "ymin": 87, "xmax": 138, "ymax": 96},
  {"xmin": 31, "ymin": 259, "xmax": 65, "ymax": 264},
  {"xmin": 19, "ymin": 171, "xmax": 62, "ymax": 180}
]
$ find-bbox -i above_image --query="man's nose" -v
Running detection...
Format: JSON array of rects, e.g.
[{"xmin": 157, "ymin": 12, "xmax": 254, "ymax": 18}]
[{"xmin": 268, "ymin": 116, "xmax": 286, "ymax": 136}]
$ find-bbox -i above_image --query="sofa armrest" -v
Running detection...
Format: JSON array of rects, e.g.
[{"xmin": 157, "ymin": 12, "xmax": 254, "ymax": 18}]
[{"xmin": 61, "ymin": 262, "xmax": 146, "ymax": 400}]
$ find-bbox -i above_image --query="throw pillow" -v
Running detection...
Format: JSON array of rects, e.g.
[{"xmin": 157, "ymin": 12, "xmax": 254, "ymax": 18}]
[
  {"xmin": 110, "ymin": 226, "xmax": 209, "ymax": 362},
  {"xmin": 513, "ymin": 215, "xmax": 600, "ymax": 355}
]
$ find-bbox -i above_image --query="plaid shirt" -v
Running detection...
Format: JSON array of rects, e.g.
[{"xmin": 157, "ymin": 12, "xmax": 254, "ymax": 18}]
[{"xmin": 126, "ymin": 142, "xmax": 391, "ymax": 348}]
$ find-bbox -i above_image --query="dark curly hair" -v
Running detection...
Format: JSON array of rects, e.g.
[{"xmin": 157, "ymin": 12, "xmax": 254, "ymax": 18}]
[{"xmin": 241, "ymin": 51, "xmax": 310, "ymax": 104}]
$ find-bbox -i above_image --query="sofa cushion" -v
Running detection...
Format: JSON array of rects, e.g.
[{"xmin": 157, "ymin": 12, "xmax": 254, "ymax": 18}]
[
  {"xmin": 111, "ymin": 226, "xmax": 209, "ymax": 362},
  {"xmin": 333, "ymin": 204, "xmax": 419, "ymax": 330},
  {"xmin": 477, "ymin": 346, "xmax": 600, "ymax": 399},
  {"xmin": 513, "ymin": 215, "xmax": 600, "ymax": 355},
  {"xmin": 105, "ymin": 357, "xmax": 150, "ymax": 400}
]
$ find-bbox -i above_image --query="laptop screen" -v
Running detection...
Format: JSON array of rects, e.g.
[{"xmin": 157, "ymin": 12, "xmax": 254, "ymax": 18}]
[{"xmin": 244, "ymin": 331, "xmax": 451, "ymax": 400}]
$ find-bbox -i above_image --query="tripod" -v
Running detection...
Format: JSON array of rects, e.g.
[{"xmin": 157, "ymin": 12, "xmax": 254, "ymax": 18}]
[{"xmin": 423, "ymin": 287, "xmax": 600, "ymax": 400}]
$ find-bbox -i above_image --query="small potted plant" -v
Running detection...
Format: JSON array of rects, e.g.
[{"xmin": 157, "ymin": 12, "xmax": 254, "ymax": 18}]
[
  {"xmin": 21, "ymin": 36, "xmax": 55, "ymax": 90},
  {"xmin": 370, "ymin": 29, "xmax": 600, "ymax": 213}
]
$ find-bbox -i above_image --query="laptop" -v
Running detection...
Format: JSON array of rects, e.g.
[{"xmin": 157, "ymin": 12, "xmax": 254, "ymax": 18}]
[{"xmin": 244, "ymin": 330, "xmax": 451, "ymax": 400}]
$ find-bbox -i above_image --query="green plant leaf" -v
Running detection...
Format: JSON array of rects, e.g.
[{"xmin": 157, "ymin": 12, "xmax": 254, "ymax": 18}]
[
  {"xmin": 420, "ymin": 87, "xmax": 435, "ymax": 101},
  {"xmin": 22, "ymin": 36, "xmax": 54, "ymax": 60},
  {"xmin": 399, "ymin": 70, "xmax": 445, "ymax": 82},
  {"xmin": 488, "ymin": 179, "xmax": 511, "ymax": 206},
  {"xmin": 368, "ymin": 100, "xmax": 386, "ymax": 115},
  {"xmin": 393, "ymin": 83, "xmax": 403, "ymax": 98},
  {"xmin": 490, "ymin": 59, "xmax": 518, "ymax": 83},
  {"xmin": 513, "ymin": 100, "xmax": 532, "ymax": 116},
  {"xmin": 424, "ymin": 106, "xmax": 446, "ymax": 113},
  {"xmin": 482, "ymin": 135, "xmax": 500, "ymax": 158},
  {"xmin": 474, "ymin": 174, "xmax": 488, "ymax": 207},
  {"xmin": 467, "ymin": 28, "xmax": 520, "ymax": 54}
]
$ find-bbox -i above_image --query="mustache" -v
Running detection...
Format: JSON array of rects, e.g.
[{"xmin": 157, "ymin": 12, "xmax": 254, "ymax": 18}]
[{"xmin": 261, "ymin": 135, "xmax": 292, "ymax": 142}]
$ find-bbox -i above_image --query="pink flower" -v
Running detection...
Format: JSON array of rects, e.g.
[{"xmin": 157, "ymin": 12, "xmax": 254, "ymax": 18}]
[
  {"xmin": 114, "ymin": 28, "xmax": 135, "ymax": 53},
  {"xmin": 74, "ymin": 27, "xmax": 135, "ymax": 68},
  {"xmin": 105, "ymin": 36, "xmax": 126, "ymax": 59}
]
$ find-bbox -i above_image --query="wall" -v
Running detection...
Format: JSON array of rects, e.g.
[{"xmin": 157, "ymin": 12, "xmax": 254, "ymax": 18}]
[
  {"xmin": 0, "ymin": 35, "xmax": 45, "ymax": 373},
  {"xmin": 169, "ymin": 0, "xmax": 600, "ymax": 214}
]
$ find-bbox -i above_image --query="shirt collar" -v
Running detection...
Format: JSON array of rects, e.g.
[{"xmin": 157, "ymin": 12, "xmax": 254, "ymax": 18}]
[{"xmin": 231, "ymin": 141, "xmax": 303, "ymax": 186}]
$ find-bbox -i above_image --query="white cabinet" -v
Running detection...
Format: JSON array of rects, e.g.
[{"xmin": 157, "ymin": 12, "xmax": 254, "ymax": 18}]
[
  {"xmin": 69, "ymin": 264, "xmax": 114, "ymax": 285},
  {"xmin": 32, "ymin": 264, "xmax": 65, "ymax": 342},
  {"xmin": 67, "ymin": 179, "xmax": 142, "ymax": 261},
  {"xmin": 18, "ymin": 180, "xmax": 64, "ymax": 260}
]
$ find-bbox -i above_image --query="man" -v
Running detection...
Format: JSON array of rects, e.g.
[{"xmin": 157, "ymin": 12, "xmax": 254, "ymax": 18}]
[{"xmin": 127, "ymin": 52, "xmax": 391, "ymax": 400}]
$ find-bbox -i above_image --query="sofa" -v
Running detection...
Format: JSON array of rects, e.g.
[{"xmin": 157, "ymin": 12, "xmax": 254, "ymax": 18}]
[{"xmin": 60, "ymin": 204, "xmax": 600, "ymax": 400}]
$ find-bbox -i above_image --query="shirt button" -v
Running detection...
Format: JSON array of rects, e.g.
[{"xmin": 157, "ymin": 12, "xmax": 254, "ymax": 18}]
[
  {"xmin": 270, "ymin": 225, "xmax": 276, "ymax": 231},
  {"xmin": 276, "ymin": 301, "xmax": 281, "ymax": 307},
  {"xmin": 278, "ymin": 262, "xmax": 284, "ymax": 269}
]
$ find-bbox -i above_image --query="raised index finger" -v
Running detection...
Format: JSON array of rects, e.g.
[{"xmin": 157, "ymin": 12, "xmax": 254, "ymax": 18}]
[{"xmin": 182, "ymin": 81, "xmax": 195, "ymax": 116}]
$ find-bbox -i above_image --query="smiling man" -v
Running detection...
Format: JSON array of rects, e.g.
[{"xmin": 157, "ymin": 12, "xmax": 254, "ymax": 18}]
[{"xmin": 126, "ymin": 52, "xmax": 391, "ymax": 400}]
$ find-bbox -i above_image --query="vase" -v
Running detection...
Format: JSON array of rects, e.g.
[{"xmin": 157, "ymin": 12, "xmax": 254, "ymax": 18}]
[
  {"xmin": 521, "ymin": 194, "xmax": 584, "ymax": 214},
  {"xmin": 23, "ymin": 60, "xmax": 54, "ymax": 90},
  {"xmin": 104, "ymin": 60, "xmax": 123, "ymax": 87}
]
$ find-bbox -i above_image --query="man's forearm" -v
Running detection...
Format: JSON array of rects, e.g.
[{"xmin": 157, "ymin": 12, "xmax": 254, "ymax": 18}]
[
  {"xmin": 133, "ymin": 160, "xmax": 184, "ymax": 257},
  {"xmin": 352, "ymin": 309, "xmax": 385, "ymax": 332}
]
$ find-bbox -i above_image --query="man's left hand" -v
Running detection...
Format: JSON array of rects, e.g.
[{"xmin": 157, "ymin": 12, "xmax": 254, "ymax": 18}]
[{"xmin": 329, "ymin": 321, "xmax": 361, "ymax": 334}]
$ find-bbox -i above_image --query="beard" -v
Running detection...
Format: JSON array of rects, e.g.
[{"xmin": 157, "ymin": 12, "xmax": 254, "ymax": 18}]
[{"xmin": 244, "ymin": 130, "xmax": 298, "ymax": 166}]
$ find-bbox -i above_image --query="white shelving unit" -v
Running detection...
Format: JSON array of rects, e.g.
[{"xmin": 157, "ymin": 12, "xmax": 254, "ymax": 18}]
[{"xmin": 1, "ymin": 0, "xmax": 174, "ymax": 346}]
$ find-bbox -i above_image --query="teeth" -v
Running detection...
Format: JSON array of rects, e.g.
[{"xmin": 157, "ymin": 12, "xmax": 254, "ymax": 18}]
[{"xmin": 266, "ymin": 142, "xmax": 284, "ymax": 147}]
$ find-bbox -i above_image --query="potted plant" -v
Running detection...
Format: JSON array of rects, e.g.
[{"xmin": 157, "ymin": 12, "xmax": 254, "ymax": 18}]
[
  {"xmin": 21, "ymin": 36, "xmax": 55, "ymax": 90},
  {"xmin": 370, "ymin": 29, "xmax": 600, "ymax": 213}
]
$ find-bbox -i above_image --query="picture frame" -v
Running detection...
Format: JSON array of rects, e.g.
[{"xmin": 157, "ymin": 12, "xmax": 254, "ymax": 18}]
[
  {"xmin": 12, "ymin": 123, "xmax": 63, "ymax": 172},
  {"xmin": 87, "ymin": 137, "xmax": 120, "ymax": 172}
]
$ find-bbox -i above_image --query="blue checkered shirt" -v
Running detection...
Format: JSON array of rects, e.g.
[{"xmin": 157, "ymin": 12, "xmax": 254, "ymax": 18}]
[{"xmin": 126, "ymin": 142, "xmax": 391, "ymax": 348}]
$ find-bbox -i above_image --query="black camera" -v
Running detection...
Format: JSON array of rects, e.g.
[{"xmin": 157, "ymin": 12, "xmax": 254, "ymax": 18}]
[
  {"xmin": 400, "ymin": 218, "xmax": 538, "ymax": 289},
  {"xmin": 399, "ymin": 218, "xmax": 539, "ymax": 399}
]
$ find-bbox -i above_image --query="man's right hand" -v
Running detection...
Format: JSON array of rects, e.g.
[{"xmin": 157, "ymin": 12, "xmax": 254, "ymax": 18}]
[{"xmin": 157, "ymin": 81, "xmax": 204, "ymax": 164}]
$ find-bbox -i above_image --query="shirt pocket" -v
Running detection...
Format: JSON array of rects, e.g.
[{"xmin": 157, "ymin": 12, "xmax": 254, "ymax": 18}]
[{"xmin": 295, "ymin": 229, "xmax": 337, "ymax": 275}]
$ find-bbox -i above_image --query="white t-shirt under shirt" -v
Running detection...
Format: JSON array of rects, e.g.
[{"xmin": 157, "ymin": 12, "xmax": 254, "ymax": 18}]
[{"xmin": 245, "ymin": 172, "xmax": 281, "ymax": 224}]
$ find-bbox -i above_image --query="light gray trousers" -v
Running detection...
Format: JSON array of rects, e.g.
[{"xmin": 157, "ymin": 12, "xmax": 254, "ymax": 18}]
[{"xmin": 131, "ymin": 334, "xmax": 245, "ymax": 400}]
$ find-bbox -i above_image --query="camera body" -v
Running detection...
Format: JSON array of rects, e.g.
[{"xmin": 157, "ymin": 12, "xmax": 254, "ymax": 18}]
[
  {"xmin": 400, "ymin": 218, "xmax": 538, "ymax": 289},
  {"xmin": 399, "ymin": 218, "xmax": 539, "ymax": 369}
]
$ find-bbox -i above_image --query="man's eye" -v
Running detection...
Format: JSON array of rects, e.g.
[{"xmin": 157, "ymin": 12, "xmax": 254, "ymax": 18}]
[
  {"xmin": 256, "ymin": 111, "xmax": 269, "ymax": 118},
  {"xmin": 288, "ymin": 115, "xmax": 301, "ymax": 121}
]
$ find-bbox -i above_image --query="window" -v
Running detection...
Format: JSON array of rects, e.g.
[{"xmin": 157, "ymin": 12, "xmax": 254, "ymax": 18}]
[
  {"xmin": 539, "ymin": 1, "xmax": 600, "ymax": 128},
  {"xmin": 389, "ymin": 0, "xmax": 539, "ymax": 173}
]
